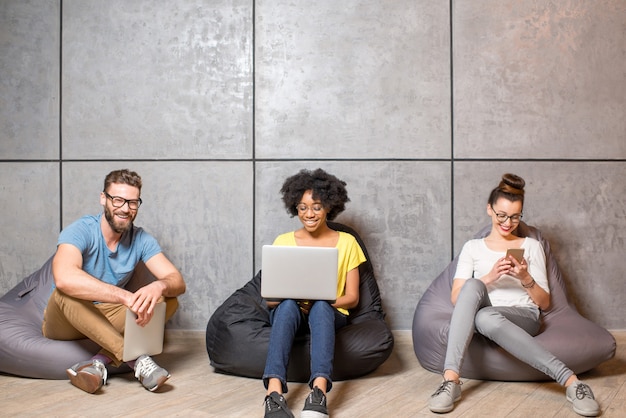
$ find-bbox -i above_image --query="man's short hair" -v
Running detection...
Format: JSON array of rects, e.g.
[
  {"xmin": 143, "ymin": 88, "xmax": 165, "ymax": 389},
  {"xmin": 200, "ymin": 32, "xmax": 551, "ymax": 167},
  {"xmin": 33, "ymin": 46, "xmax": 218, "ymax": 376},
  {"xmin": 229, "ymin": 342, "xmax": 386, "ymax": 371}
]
[{"xmin": 103, "ymin": 169, "xmax": 142, "ymax": 193}]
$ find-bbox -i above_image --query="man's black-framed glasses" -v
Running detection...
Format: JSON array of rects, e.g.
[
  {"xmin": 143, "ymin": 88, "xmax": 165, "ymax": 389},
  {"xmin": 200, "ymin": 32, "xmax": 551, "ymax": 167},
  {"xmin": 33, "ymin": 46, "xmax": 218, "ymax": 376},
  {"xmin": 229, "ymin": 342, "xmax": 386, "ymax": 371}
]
[
  {"xmin": 490, "ymin": 205, "xmax": 522, "ymax": 224},
  {"xmin": 104, "ymin": 192, "xmax": 142, "ymax": 210}
]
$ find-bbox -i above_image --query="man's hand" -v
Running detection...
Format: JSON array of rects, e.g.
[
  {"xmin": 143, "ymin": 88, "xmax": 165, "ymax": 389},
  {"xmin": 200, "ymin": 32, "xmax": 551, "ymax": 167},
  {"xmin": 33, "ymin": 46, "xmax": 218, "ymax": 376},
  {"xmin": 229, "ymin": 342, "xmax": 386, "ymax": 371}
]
[
  {"xmin": 130, "ymin": 252, "xmax": 185, "ymax": 326},
  {"xmin": 128, "ymin": 281, "xmax": 167, "ymax": 326}
]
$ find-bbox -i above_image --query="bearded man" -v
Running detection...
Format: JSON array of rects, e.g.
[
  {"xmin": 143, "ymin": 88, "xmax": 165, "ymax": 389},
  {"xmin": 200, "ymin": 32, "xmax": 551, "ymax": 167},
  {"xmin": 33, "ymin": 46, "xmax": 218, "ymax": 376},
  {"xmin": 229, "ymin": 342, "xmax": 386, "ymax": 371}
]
[{"xmin": 42, "ymin": 169, "xmax": 186, "ymax": 394}]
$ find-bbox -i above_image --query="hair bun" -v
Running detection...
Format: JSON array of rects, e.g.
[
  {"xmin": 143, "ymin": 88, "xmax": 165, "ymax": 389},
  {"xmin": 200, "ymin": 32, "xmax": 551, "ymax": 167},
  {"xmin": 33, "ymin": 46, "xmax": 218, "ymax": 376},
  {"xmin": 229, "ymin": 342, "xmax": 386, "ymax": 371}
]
[{"xmin": 499, "ymin": 173, "xmax": 525, "ymax": 195}]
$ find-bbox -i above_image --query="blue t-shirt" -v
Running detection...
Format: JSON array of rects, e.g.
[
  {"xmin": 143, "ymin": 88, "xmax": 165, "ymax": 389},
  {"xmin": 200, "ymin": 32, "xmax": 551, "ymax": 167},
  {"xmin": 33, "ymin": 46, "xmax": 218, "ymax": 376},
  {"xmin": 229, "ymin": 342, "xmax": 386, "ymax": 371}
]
[{"xmin": 57, "ymin": 213, "xmax": 162, "ymax": 288}]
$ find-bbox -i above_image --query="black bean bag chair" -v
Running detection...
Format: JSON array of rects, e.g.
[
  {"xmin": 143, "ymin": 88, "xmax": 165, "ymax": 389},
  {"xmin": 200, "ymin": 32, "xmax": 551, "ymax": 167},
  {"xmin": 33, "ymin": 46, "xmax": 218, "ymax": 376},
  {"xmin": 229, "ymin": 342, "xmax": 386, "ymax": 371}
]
[
  {"xmin": 205, "ymin": 222, "xmax": 394, "ymax": 382},
  {"xmin": 0, "ymin": 257, "xmax": 155, "ymax": 379},
  {"xmin": 412, "ymin": 222, "xmax": 616, "ymax": 381}
]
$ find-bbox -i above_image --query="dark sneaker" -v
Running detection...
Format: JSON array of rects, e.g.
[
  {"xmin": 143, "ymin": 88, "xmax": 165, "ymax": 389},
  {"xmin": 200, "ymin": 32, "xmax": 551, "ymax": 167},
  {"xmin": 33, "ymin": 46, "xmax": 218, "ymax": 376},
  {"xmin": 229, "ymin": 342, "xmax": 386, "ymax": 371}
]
[
  {"xmin": 566, "ymin": 381, "xmax": 600, "ymax": 417},
  {"xmin": 301, "ymin": 386, "xmax": 329, "ymax": 418},
  {"xmin": 66, "ymin": 359, "xmax": 107, "ymax": 394},
  {"xmin": 264, "ymin": 392, "xmax": 294, "ymax": 418},
  {"xmin": 429, "ymin": 380, "xmax": 462, "ymax": 413},
  {"xmin": 134, "ymin": 355, "xmax": 170, "ymax": 392}
]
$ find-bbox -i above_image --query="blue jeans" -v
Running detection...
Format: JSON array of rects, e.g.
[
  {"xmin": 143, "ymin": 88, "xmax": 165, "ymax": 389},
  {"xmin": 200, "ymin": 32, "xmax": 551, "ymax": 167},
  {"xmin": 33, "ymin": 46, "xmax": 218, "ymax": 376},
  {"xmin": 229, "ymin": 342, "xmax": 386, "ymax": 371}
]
[
  {"xmin": 263, "ymin": 299, "xmax": 348, "ymax": 393},
  {"xmin": 444, "ymin": 279, "xmax": 573, "ymax": 385}
]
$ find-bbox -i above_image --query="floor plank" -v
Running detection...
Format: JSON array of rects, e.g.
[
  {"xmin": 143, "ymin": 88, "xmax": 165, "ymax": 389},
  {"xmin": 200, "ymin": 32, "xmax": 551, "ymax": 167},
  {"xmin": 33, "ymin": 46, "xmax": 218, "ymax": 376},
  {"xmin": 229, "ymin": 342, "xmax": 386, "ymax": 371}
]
[{"xmin": 1, "ymin": 331, "xmax": 624, "ymax": 417}]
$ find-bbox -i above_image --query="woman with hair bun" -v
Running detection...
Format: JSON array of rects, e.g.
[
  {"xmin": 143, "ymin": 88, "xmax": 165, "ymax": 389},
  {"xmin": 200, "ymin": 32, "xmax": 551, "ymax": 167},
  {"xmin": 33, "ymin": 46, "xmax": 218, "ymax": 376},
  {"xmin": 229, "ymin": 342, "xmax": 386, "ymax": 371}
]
[{"xmin": 428, "ymin": 173, "xmax": 600, "ymax": 417}]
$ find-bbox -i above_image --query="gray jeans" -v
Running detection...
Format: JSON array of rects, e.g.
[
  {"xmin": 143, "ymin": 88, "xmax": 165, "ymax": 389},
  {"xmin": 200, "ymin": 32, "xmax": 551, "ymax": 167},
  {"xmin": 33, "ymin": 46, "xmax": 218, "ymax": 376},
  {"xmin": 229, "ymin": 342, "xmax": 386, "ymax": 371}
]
[{"xmin": 444, "ymin": 279, "xmax": 573, "ymax": 386}]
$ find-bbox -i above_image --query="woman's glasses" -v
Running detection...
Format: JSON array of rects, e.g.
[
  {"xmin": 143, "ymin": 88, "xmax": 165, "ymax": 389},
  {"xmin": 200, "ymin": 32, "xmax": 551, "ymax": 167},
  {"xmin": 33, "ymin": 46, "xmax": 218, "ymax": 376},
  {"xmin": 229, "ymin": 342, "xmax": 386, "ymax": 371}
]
[
  {"xmin": 295, "ymin": 204, "xmax": 324, "ymax": 214},
  {"xmin": 490, "ymin": 205, "xmax": 522, "ymax": 224}
]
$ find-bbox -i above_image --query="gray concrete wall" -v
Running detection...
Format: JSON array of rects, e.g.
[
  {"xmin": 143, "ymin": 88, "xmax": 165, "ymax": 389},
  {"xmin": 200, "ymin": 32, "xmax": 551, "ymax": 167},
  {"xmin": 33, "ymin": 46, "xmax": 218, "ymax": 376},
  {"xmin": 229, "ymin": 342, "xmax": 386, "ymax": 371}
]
[{"xmin": 1, "ymin": 0, "xmax": 624, "ymax": 330}]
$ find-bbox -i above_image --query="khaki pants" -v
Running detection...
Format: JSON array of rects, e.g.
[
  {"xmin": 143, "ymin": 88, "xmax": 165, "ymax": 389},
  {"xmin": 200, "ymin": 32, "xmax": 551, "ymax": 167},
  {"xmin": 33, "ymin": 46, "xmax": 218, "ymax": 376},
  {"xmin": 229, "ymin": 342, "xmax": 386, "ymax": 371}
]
[{"xmin": 42, "ymin": 289, "xmax": 179, "ymax": 367}]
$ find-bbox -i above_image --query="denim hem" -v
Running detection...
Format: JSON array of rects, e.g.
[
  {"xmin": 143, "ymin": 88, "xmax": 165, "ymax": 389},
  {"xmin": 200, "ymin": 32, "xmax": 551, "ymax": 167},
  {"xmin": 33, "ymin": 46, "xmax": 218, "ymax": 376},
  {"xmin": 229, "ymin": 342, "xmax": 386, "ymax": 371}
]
[
  {"xmin": 309, "ymin": 373, "xmax": 332, "ymax": 392},
  {"xmin": 262, "ymin": 374, "xmax": 288, "ymax": 394}
]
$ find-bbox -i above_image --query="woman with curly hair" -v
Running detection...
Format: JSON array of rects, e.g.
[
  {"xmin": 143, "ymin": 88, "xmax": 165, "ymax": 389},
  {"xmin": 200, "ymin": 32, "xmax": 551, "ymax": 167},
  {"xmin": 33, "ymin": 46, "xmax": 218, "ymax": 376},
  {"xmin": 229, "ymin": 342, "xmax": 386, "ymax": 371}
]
[
  {"xmin": 428, "ymin": 173, "xmax": 600, "ymax": 417},
  {"xmin": 262, "ymin": 168, "xmax": 366, "ymax": 418}
]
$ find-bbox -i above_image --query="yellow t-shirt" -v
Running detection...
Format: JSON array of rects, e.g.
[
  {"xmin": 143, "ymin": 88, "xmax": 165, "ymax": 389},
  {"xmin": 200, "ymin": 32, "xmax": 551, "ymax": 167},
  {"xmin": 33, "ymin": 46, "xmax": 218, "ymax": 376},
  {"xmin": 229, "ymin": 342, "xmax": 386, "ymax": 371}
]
[{"xmin": 272, "ymin": 231, "xmax": 367, "ymax": 315}]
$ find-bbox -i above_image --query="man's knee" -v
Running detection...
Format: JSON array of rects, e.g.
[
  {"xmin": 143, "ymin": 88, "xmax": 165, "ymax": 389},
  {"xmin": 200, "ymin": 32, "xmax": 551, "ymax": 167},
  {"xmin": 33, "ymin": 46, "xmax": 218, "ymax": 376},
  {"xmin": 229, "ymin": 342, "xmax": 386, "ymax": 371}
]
[
  {"xmin": 42, "ymin": 290, "xmax": 86, "ymax": 340},
  {"xmin": 164, "ymin": 297, "xmax": 179, "ymax": 321}
]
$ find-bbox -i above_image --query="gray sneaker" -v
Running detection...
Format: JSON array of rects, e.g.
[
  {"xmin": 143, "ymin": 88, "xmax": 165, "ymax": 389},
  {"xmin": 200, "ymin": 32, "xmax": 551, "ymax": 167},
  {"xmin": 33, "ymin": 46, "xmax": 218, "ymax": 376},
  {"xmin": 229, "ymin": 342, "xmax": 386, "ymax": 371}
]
[
  {"xmin": 566, "ymin": 381, "xmax": 600, "ymax": 417},
  {"xmin": 134, "ymin": 355, "xmax": 170, "ymax": 392},
  {"xmin": 66, "ymin": 359, "xmax": 108, "ymax": 394},
  {"xmin": 429, "ymin": 380, "xmax": 462, "ymax": 413}
]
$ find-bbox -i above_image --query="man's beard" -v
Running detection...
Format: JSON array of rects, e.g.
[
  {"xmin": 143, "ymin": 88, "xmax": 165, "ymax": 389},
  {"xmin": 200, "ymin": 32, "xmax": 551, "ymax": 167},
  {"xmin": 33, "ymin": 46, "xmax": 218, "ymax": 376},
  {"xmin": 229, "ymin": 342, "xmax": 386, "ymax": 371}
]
[{"xmin": 104, "ymin": 206, "xmax": 134, "ymax": 234}]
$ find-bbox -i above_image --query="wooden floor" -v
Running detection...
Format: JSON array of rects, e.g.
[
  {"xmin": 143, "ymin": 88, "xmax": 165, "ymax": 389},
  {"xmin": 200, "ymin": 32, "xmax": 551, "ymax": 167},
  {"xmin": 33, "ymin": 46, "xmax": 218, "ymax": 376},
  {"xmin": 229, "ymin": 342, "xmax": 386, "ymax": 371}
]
[{"xmin": 2, "ymin": 331, "xmax": 625, "ymax": 417}]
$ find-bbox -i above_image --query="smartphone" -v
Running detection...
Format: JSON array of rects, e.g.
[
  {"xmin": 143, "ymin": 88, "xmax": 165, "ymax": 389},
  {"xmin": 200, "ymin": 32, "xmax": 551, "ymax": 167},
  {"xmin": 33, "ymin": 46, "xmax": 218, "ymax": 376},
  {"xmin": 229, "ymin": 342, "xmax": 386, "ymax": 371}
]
[{"xmin": 506, "ymin": 248, "xmax": 525, "ymax": 263}]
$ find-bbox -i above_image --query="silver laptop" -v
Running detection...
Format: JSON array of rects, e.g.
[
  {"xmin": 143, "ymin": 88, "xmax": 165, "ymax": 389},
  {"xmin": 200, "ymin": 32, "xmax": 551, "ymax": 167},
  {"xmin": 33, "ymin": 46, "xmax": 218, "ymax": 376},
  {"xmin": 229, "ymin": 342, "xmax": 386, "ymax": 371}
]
[
  {"xmin": 261, "ymin": 245, "xmax": 338, "ymax": 302},
  {"xmin": 122, "ymin": 301, "xmax": 167, "ymax": 362}
]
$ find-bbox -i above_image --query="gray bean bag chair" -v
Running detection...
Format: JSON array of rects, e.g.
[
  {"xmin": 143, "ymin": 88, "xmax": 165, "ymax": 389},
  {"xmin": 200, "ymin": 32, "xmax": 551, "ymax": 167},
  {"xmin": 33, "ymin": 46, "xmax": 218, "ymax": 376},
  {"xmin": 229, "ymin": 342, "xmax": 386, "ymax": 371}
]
[
  {"xmin": 206, "ymin": 222, "xmax": 394, "ymax": 382},
  {"xmin": 0, "ymin": 257, "xmax": 155, "ymax": 379},
  {"xmin": 412, "ymin": 222, "xmax": 616, "ymax": 381}
]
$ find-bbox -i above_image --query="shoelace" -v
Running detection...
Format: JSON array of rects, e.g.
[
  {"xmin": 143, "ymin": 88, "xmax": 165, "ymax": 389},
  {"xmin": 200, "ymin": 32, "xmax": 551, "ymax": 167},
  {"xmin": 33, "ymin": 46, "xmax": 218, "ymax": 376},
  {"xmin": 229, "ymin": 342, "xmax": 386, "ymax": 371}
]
[
  {"xmin": 93, "ymin": 360, "xmax": 108, "ymax": 385},
  {"xmin": 432, "ymin": 380, "xmax": 461, "ymax": 396},
  {"xmin": 265, "ymin": 397, "xmax": 279, "ymax": 410},
  {"xmin": 264, "ymin": 394, "xmax": 288, "ymax": 412},
  {"xmin": 575, "ymin": 383, "xmax": 595, "ymax": 400},
  {"xmin": 134, "ymin": 356, "xmax": 158, "ymax": 379}
]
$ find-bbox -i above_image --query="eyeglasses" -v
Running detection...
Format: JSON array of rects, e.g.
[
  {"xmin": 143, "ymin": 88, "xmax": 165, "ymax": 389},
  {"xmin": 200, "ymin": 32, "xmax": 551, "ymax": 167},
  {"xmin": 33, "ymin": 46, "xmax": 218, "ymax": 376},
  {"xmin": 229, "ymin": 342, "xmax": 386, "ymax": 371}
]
[
  {"xmin": 490, "ymin": 205, "xmax": 522, "ymax": 224},
  {"xmin": 104, "ymin": 192, "xmax": 142, "ymax": 210},
  {"xmin": 296, "ymin": 204, "xmax": 324, "ymax": 214}
]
